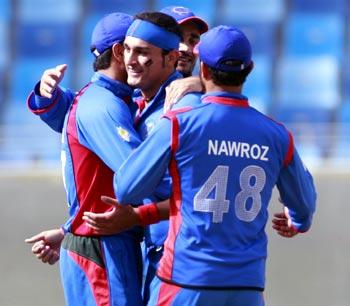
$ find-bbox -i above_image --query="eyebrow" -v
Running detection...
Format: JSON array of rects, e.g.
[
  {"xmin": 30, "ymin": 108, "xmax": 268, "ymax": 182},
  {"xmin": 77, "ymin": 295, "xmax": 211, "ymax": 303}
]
[{"xmin": 124, "ymin": 43, "xmax": 150, "ymax": 52}]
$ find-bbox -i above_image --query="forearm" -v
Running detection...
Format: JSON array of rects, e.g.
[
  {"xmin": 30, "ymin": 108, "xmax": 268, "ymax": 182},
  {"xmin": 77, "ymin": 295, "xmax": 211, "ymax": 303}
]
[{"xmin": 277, "ymin": 152, "xmax": 317, "ymax": 232}]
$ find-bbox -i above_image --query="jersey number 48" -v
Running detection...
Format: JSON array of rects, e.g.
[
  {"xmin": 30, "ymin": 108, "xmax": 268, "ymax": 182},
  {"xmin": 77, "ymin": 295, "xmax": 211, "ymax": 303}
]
[{"xmin": 193, "ymin": 165, "xmax": 266, "ymax": 223}]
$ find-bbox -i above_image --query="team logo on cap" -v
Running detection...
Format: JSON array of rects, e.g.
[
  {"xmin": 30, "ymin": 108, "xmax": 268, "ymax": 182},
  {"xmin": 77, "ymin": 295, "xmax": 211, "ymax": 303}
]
[
  {"xmin": 172, "ymin": 6, "xmax": 190, "ymax": 15},
  {"xmin": 117, "ymin": 126, "xmax": 130, "ymax": 142}
]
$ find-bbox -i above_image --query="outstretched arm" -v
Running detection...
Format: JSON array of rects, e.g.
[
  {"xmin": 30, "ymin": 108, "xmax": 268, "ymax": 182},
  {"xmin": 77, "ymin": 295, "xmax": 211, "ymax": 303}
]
[
  {"xmin": 39, "ymin": 64, "xmax": 67, "ymax": 99},
  {"xmin": 82, "ymin": 196, "xmax": 169, "ymax": 235},
  {"xmin": 27, "ymin": 64, "xmax": 76, "ymax": 133}
]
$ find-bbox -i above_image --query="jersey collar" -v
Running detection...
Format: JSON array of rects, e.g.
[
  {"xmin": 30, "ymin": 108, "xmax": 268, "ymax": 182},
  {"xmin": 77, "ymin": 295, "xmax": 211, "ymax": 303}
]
[
  {"xmin": 201, "ymin": 91, "xmax": 249, "ymax": 107},
  {"xmin": 132, "ymin": 70, "xmax": 183, "ymax": 119},
  {"xmin": 92, "ymin": 72, "xmax": 133, "ymax": 102}
]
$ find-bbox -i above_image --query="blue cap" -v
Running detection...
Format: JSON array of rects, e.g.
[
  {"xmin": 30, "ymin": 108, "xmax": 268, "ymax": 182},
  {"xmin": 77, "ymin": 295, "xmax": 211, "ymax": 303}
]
[
  {"xmin": 160, "ymin": 6, "xmax": 208, "ymax": 34},
  {"xmin": 196, "ymin": 25, "xmax": 252, "ymax": 72},
  {"xmin": 91, "ymin": 12, "xmax": 133, "ymax": 57}
]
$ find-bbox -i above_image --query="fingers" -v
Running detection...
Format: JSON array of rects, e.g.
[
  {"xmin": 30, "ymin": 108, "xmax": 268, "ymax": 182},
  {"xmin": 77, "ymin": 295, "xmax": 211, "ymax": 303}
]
[
  {"xmin": 25, "ymin": 233, "xmax": 45, "ymax": 244},
  {"xmin": 40, "ymin": 246, "xmax": 53, "ymax": 263},
  {"xmin": 39, "ymin": 64, "xmax": 67, "ymax": 98},
  {"xmin": 48, "ymin": 253, "xmax": 60, "ymax": 265},
  {"xmin": 273, "ymin": 212, "xmax": 287, "ymax": 219},
  {"xmin": 272, "ymin": 218, "xmax": 287, "ymax": 226},
  {"xmin": 164, "ymin": 83, "xmax": 183, "ymax": 113},
  {"xmin": 101, "ymin": 195, "xmax": 120, "ymax": 207},
  {"xmin": 31, "ymin": 241, "xmax": 45, "ymax": 254},
  {"xmin": 164, "ymin": 86, "xmax": 177, "ymax": 113},
  {"xmin": 83, "ymin": 221, "xmax": 118, "ymax": 235},
  {"xmin": 275, "ymin": 230, "xmax": 297, "ymax": 238},
  {"xmin": 55, "ymin": 64, "xmax": 67, "ymax": 74},
  {"xmin": 83, "ymin": 209, "xmax": 124, "ymax": 236},
  {"xmin": 38, "ymin": 246, "xmax": 60, "ymax": 264},
  {"xmin": 164, "ymin": 87, "xmax": 172, "ymax": 113},
  {"xmin": 37, "ymin": 245, "xmax": 50, "ymax": 260},
  {"xmin": 83, "ymin": 208, "xmax": 116, "ymax": 224},
  {"xmin": 40, "ymin": 82, "xmax": 55, "ymax": 98},
  {"xmin": 272, "ymin": 221, "xmax": 298, "ymax": 238},
  {"xmin": 82, "ymin": 215, "xmax": 100, "ymax": 227}
]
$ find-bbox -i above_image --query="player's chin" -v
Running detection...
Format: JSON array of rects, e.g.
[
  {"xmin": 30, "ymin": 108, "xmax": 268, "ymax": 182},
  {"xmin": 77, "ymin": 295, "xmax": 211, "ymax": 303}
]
[
  {"xmin": 127, "ymin": 75, "xmax": 143, "ymax": 87},
  {"xmin": 176, "ymin": 64, "xmax": 193, "ymax": 78}
]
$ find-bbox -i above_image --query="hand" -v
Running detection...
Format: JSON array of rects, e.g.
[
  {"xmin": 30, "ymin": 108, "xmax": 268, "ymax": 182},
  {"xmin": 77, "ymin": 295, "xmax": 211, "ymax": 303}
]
[
  {"xmin": 39, "ymin": 64, "xmax": 67, "ymax": 98},
  {"xmin": 164, "ymin": 76, "xmax": 203, "ymax": 113},
  {"xmin": 25, "ymin": 228, "xmax": 65, "ymax": 265},
  {"xmin": 82, "ymin": 196, "xmax": 140, "ymax": 235},
  {"xmin": 272, "ymin": 207, "xmax": 299, "ymax": 238}
]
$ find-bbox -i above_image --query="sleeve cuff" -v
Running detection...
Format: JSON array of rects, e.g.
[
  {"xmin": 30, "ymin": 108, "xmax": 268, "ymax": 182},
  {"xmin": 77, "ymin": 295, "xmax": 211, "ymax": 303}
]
[{"xmin": 27, "ymin": 82, "xmax": 61, "ymax": 114}]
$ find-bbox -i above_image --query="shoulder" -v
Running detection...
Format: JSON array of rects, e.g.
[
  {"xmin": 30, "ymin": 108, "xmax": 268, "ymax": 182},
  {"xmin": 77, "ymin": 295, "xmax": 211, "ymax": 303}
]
[
  {"xmin": 174, "ymin": 92, "xmax": 202, "ymax": 109},
  {"xmin": 249, "ymin": 106, "xmax": 291, "ymax": 135},
  {"xmin": 77, "ymin": 87, "xmax": 130, "ymax": 124},
  {"xmin": 163, "ymin": 106, "xmax": 194, "ymax": 120}
]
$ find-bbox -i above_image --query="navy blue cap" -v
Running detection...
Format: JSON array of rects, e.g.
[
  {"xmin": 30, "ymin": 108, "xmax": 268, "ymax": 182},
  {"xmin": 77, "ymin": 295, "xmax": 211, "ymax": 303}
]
[
  {"xmin": 196, "ymin": 25, "xmax": 252, "ymax": 72},
  {"xmin": 91, "ymin": 12, "xmax": 133, "ymax": 57},
  {"xmin": 161, "ymin": 6, "xmax": 208, "ymax": 34}
]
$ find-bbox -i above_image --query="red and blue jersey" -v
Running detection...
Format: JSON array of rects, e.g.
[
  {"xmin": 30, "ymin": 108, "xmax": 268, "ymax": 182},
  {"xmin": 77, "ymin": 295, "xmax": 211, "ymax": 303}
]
[
  {"xmin": 115, "ymin": 91, "xmax": 316, "ymax": 289},
  {"xmin": 28, "ymin": 73, "xmax": 142, "ymax": 236},
  {"xmin": 130, "ymin": 71, "xmax": 186, "ymax": 247}
]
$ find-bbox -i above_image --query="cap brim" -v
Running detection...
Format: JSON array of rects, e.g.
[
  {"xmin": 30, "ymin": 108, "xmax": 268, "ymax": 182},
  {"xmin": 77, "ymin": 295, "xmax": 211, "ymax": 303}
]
[{"xmin": 178, "ymin": 16, "xmax": 209, "ymax": 34}]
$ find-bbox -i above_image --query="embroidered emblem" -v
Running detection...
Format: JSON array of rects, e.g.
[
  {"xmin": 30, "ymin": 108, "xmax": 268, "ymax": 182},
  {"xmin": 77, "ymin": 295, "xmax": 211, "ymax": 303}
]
[
  {"xmin": 146, "ymin": 121, "xmax": 155, "ymax": 133},
  {"xmin": 117, "ymin": 126, "xmax": 130, "ymax": 142}
]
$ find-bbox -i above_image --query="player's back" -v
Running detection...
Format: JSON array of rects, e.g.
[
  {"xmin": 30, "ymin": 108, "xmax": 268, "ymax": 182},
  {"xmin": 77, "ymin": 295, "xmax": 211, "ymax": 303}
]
[{"xmin": 158, "ymin": 92, "xmax": 293, "ymax": 290}]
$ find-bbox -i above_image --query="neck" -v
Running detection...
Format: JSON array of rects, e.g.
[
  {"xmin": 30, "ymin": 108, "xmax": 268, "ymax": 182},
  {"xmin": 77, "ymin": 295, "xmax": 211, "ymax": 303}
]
[
  {"xmin": 98, "ymin": 64, "xmax": 127, "ymax": 84},
  {"xmin": 141, "ymin": 69, "xmax": 175, "ymax": 103},
  {"xmin": 205, "ymin": 81, "xmax": 242, "ymax": 94}
]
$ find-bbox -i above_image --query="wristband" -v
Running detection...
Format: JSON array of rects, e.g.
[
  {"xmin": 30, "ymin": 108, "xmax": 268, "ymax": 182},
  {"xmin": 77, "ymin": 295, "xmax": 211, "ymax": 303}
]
[{"xmin": 137, "ymin": 203, "xmax": 161, "ymax": 227}]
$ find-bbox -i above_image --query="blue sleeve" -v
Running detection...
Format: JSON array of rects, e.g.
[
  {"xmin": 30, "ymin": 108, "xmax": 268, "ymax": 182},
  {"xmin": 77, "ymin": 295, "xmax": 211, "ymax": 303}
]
[
  {"xmin": 141, "ymin": 93, "xmax": 203, "ymax": 202},
  {"xmin": 115, "ymin": 118, "xmax": 172, "ymax": 204},
  {"xmin": 76, "ymin": 95, "xmax": 142, "ymax": 173},
  {"xmin": 27, "ymin": 82, "xmax": 75, "ymax": 133},
  {"xmin": 276, "ymin": 149, "xmax": 317, "ymax": 232}
]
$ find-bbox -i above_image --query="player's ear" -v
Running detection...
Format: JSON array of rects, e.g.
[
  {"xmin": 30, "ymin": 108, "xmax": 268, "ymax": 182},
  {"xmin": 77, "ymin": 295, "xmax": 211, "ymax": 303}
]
[
  {"xmin": 200, "ymin": 62, "xmax": 210, "ymax": 80},
  {"xmin": 111, "ymin": 43, "xmax": 124, "ymax": 64},
  {"xmin": 246, "ymin": 61, "xmax": 254, "ymax": 74},
  {"xmin": 167, "ymin": 50, "xmax": 179, "ymax": 66}
]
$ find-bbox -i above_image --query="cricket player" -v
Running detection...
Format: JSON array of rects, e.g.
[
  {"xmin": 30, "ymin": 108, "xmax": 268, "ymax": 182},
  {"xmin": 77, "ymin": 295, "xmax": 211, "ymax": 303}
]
[
  {"xmin": 102, "ymin": 25, "xmax": 317, "ymax": 306},
  {"xmin": 26, "ymin": 11, "xmax": 189, "ymax": 305},
  {"xmin": 26, "ymin": 13, "xmax": 146, "ymax": 306},
  {"xmin": 161, "ymin": 6, "xmax": 208, "ymax": 77}
]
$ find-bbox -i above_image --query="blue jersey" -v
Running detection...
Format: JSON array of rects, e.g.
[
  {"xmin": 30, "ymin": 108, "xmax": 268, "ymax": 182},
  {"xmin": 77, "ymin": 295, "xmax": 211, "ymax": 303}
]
[
  {"xmin": 28, "ymin": 72, "xmax": 142, "ymax": 235},
  {"xmin": 115, "ymin": 91, "xmax": 316, "ymax": 289},
  {"xmin": 27, "ymin": 82, "xmax": 75, "ymax": 133},
  {"xmin": 27, "ymin": 70, "xmax": 199, "ymax": 246},
  {"xmin": 28, "ymin": 73, "xmax": 145, "ymax": 306},
  {"xmin": 131, "ymin": 71, "xmax": 186, "ymax": 247}
]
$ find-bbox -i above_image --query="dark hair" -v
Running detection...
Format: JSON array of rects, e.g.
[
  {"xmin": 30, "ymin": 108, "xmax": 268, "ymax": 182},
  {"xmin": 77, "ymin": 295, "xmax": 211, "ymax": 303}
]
[
  {"xmin": 134, "ymin": 12, "xmax": 183, "ymax": 42},
  {"xmin": 207, "ymin": 60, "xmax": 253, "ymax": 86},
  {"xmin": 90, "ymin": 46, "xmax": 113, "ymax": 71}
]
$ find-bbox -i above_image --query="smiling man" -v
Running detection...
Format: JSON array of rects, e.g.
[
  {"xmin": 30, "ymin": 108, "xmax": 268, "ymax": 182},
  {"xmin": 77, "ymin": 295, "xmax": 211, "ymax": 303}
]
[
  {"xmin": 161, "ymin": 6, "xmax": 208, "ymax": 77},
  {"xmin": 124, "ymin": 14, "xmax": 181, "ymax": 103}
]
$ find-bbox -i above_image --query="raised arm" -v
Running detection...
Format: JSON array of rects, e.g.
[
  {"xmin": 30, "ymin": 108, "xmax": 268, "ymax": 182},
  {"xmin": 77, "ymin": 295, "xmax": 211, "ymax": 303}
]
[{"xmin": 27, "ymin": 64, "xmax": 76, "ymax": 133}]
